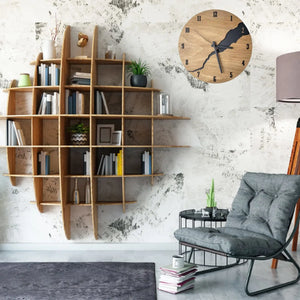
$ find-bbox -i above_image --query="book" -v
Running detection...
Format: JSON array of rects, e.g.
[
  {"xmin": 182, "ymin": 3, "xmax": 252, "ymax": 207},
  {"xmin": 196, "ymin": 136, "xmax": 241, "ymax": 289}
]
[
  {"xmin": 96, "ymin": 154, "xmax": 105, "ymax": 175},
  {"xmin": 100, "ymin": 91, "xmax": 109, "ymax": 114},
  {"xmin": 160, "ymin": 263, "xmax": 197, "ymax": 275}
]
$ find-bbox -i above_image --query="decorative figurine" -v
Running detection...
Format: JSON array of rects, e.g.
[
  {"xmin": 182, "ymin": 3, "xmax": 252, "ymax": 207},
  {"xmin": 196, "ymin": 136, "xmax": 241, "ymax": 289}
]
[{"xmin": 76, "ymin": 32, "xmax": 88, "ymax": 58}]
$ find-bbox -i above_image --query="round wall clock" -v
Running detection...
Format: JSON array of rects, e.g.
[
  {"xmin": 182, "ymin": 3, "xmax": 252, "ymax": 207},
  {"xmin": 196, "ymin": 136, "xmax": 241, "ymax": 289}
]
[{"xmin": 178, "ymin": 9, "xmax": 252, "ymax": 83}]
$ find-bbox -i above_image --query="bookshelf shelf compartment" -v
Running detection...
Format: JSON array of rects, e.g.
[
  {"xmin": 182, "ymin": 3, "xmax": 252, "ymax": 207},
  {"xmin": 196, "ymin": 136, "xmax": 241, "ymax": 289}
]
[{"xmin": 4, "ymin": 25, "xmax": 189, "ymax": 240}]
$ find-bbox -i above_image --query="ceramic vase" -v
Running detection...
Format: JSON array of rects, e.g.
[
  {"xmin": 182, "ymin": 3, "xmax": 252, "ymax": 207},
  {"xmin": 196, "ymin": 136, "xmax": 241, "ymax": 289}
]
[{"xmin": 42, "ymin": 40, "xmax": 56, "ymax": 60}]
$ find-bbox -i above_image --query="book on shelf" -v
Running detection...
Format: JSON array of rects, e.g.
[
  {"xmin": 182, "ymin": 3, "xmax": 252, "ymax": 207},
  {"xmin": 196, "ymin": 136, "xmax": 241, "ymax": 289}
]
[
  {"xmin": 6, "ymin": 120, "xmax": 26, "ymax": 146},
  {"xmin": 37, "ymin": 151, "xmax": 50, "ymax": 175},
  {"xmin": 94, "ymin": 90, "xmax": 109, "ymax": 114},
  {"xmin": 83, "ymin": 151, "xmax": 90, "ymax": 175},
  {"xmin": 101, "ymin": 91, "xmax": 109, "ymax": 114},
  {"xmin": 159, "ymin": 263, "xmax": 197, "ymax": 294},
  {"xmin": 38, "ymin": 63, "xmax": 60, "ymax": 86},
  {"xmin": 65, "ymin": 89, "xmax": 85, "ymax": 114},
  {"xmin": 141, "ymin": 150, "xmax": 151, "ymax": 175}
]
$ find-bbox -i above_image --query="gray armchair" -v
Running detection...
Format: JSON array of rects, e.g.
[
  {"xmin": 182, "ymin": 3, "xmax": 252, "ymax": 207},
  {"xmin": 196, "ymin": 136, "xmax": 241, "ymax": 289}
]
[{"xmin": 174, "ymin": 172, "xmax": 300, "ymax": 296}]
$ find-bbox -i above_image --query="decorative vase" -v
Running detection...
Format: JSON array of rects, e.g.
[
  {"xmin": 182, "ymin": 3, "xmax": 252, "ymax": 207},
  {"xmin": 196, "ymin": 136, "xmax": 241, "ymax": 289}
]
[
  {"xmin": 42, "ymin": 40, "xmax": 56, "ymax": 60},
  {"xmin": 130, "ymin": 74, "xmax": 147, "ymax": 87},
  {"xmin": 18, "ymin": 73, "xmax": 31, "ymax": 87},
  {"xmin": 71, "ymin": 133, "xmax": 88, "ymax": 145}
]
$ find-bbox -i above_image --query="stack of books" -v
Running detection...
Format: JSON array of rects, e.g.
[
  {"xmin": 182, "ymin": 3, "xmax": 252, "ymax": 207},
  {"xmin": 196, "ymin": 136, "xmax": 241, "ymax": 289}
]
[
  {"xmin": 96, "ymin": 150, "xmax": 122, "ymax": 176},
  {"xmin": 159, "ymin": 262, "xmax": 197, "ymax": 294},
  {"xmin": 6, "ymin": 120, "xmax": 26, "ymax": 146},
  {"xmin": 37, "ymin": 92, "xmax": 60, "ymax": 115},
  {"xmin": 71, "ymin": 72, "xmax": 90, "ymax": 85},
  {"xmin": 37, "ymin": 151, "xmax": 50, "ymax": 175},
  {"xmin": 141, "ymin": 150, "xmax": 151, "ymax": 175},
  {"xmin": 65, "ymin": 89, "xmax": 85, "ymax": 114}
]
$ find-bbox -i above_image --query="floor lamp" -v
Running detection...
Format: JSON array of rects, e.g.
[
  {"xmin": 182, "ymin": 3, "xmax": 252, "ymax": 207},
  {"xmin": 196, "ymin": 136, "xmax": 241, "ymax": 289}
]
[{"xmin": 272, "ymin": 51, "xmax": 300, "ymax": 268}]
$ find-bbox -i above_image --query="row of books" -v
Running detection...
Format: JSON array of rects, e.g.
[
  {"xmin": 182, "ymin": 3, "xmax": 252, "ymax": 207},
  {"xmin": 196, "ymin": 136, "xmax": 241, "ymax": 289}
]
[
  {"xmin": 38, "ymin": 63, "xmax": 60, "ymax": 86},
  {"xmin": 65, "ymin": 89, "xmax": 85, "ymax": 114},
  {"xmin": 159, "ymin": 262, "xmax": 197, "ymax": 294},
  {"xmin": 142, "ymin": 150, "xmax": 152, "ymax": 175},
  {"xmin": 37, "ymin": 151, "xmax": 50, "ymax": 175},
  {"xmin": 6, "ymin": 120, "xmax": 26, "ymax": 146},
  {"xmin": 71, "ymin": 71, "xmax": 90, "ymax": 85},
  {"xmin": 37, "ymin": 92, "xmax": 59, "ymax": 115},
  {"xmin": 96, "ymin": 150, "xmax": 123, "ymax": 175},
  {"xmin": 95, "ymin": 90, "xmax": 109, "ymax": 114}
]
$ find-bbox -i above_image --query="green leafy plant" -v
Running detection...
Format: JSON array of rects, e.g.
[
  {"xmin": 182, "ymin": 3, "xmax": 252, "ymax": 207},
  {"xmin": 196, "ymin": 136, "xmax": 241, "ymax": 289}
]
[
  {"xmin": 69, "ymin": 122, "xmax": 89, "ymax": 134},
  {"xmin": 206, "ymin": 179, "xmax": 217, "ymax": 207},
  {"xmin": 127, "ymin": 59, "xmax": 151, "ymax": 77}
]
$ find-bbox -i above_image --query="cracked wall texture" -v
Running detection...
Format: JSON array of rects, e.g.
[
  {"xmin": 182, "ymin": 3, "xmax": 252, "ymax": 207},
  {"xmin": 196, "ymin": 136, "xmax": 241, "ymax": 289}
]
[{"xmin": 0, "ymin": 0, "xmax": 300, "ymax": 243}]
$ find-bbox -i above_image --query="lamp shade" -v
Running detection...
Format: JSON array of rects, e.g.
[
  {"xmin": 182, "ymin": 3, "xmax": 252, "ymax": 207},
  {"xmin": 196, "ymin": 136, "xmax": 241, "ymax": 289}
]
[{"xmin": 276, "ymin": 51, "xmax": 300, "ymax": 102}]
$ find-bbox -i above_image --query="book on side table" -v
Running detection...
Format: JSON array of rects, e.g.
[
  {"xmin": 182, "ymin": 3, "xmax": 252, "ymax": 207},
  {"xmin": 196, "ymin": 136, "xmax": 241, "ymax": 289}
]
[{"xmin": 158, "ymin": 262, "xmax": 197, "ymax": 294}]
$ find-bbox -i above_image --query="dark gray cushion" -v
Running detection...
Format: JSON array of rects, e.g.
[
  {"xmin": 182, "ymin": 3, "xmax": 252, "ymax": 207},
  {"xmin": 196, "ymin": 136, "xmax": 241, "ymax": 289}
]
[
  {"xmin": 174, "ymin": 227, "xmax": 282, "ymax": 257},
  {"xmin": 226, "ymin": 172, "xmax": 300, "ymax": 244},
  {"xmin": 174, "ymin": 173, "xmax": 300, "ymax": 258}
]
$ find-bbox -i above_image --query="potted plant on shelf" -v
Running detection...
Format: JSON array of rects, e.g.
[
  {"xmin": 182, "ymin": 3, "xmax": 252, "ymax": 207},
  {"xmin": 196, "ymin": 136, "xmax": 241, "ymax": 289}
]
[
  {"xmin": 127, "ymin": 59, "xmax": 151, "ymax": 87},
  {"xmin": 69, "ymin": 122, "xmax": 89, "ymax": 145},
  {"xmin": 206, "ymin": 179, "xmax": 217, "ymax": 217}
]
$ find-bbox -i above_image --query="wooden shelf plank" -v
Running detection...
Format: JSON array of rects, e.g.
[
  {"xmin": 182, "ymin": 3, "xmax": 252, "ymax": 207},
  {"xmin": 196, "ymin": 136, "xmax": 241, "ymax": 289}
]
[
  {"xmin": 95, "ymin": 58, "xmax": 127, "ymax": 65},
  {"xmin": 96, "ymin": 201, "xmax": 137, "ymax": 205},
  {"xmin": 67, "ymin": 58, "xmax": 92, "ymax": 64},
  {"xmin": 30, "ymin": 201, "xmax": 61, "ymax": 206}
]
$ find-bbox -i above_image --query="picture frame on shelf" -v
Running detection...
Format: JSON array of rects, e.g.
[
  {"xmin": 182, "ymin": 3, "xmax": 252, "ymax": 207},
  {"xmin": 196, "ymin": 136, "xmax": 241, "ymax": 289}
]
[
  {"xmin": 97, "ymin": 124, "xmax": 114, "ymax": 145},
  {"xmin": 112, "ymin": 130, "xmax": 122, "ymax": 145}
]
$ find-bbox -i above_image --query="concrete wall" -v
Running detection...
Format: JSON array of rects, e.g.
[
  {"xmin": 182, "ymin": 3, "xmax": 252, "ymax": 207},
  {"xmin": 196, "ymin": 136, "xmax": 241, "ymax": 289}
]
[{"xmin": 0, "ymin": 0, "xmax": 299, "ymax": 247}]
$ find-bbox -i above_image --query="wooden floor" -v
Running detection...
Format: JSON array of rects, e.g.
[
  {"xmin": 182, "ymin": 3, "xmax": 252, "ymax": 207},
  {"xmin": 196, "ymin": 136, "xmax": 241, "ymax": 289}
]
[{"xmin": 0, "ymin": 247, "xmax": 299, "ymax": 299}]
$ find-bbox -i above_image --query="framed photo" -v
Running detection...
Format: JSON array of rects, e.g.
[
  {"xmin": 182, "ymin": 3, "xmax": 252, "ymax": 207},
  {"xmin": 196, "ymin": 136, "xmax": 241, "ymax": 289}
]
[
  {"xmin": 97, "ymin": 124, "xmax": 114, "ymax": 145},
  {"xmin": 112, "ymin": 130, "xmax": 122, "ymax": 145}
]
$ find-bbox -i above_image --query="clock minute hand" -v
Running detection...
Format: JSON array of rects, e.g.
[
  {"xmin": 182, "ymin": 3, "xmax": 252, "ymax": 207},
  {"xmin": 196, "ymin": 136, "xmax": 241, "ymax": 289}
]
[{"xmin": 211, "ymin": 41, "xmax": 223, "ymax": 73}]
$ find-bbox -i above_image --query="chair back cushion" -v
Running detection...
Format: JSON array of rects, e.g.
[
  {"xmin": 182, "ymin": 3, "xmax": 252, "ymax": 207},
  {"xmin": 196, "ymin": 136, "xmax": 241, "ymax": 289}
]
[{"xmin": 225, "ymin": 172, "xmax": 300, "ymax": 244}]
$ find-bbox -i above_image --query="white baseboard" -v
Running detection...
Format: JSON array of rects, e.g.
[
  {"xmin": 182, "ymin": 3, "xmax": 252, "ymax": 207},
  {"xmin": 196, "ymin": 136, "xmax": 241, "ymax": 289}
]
[{"xmin": 0, "ymin": 242, "xmax": 178, "ymax": 252}]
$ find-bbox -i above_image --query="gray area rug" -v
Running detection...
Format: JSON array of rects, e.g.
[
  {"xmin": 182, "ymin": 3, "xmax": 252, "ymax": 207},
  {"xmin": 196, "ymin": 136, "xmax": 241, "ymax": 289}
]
[{"xmin": 0, "ymin": 262, "xmax": 156, "ymax": 300}]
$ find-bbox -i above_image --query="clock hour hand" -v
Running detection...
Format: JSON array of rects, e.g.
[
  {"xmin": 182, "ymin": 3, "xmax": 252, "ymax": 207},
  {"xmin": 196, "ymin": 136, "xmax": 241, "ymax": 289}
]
[{"xmin": 211, "ymin": 41, "xmax": 223, "ymax": 73}]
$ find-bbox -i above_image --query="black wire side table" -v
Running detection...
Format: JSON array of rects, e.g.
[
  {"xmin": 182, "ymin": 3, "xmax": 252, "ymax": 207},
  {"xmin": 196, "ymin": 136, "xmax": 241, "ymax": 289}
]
[{"xmin": 179, "ymin": 208, "xmax": 236, "ymax": 267}]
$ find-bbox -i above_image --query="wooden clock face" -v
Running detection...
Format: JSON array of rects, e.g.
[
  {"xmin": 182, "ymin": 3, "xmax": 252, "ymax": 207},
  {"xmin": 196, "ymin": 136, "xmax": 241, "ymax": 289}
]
[{"xmin": 178, "ymin": 9, "xmax": 252, "ymax": 83}]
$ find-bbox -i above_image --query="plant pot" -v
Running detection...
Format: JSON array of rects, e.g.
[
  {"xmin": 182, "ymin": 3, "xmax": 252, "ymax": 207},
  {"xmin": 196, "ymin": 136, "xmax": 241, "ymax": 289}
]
[
  {"xmin": 71, "ymin": 133, "xmax": 88, "ymax": 145},
  {"xmin": 130, "ymin": 75, "xmax": 147, "ymax": 87}
]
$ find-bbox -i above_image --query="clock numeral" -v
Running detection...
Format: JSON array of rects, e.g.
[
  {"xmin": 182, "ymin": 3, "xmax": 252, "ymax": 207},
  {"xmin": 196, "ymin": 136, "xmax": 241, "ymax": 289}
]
[
  {"xmin": 242, "ymin": 60, "xmax": 245, "ymax": 66},
  {"xmin": 185, "ymin": 59, "xmax": 189, "ymax": 65},
  {"xmin": 230, "ymin": 72, "xmax": 233, "ymax": 78},
  {"xmin": 213, "ymin": 76, "xmax": 216, "ymax": 82},
  {"xmin": 181, "ymin": 43, "xmax": 184, "ymax": 49},
  {"xmin": 230, "ymin": 15, "xmax": 233, "ymax": 21},
  {"xmin": 241, "ymin": 27, "xmax": 245, "ymax": 34},
  {"xmin": 246, "ymin": 43, "xmax": 250, "ymax": 49},
  {"xmin": 213, "ymin": 11, "xmax": 218, "ymax": 17},
  {"xmin": 197, "ymin": 15, "xmax": 201, "ymax": 21},
  {"xmin": 185, "ymin": 27, "xmax": 190, "ymax": 33},
  {"xmin": 197, "ymin": 71, "xmax": 200, "ymax": 77}
]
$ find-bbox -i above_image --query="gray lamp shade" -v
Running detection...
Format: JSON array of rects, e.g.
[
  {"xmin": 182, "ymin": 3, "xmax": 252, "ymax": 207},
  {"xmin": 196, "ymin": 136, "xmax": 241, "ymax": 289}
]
[{"xmin": 276, "ymin": 51, "xmax": 300, "ymax": 102}]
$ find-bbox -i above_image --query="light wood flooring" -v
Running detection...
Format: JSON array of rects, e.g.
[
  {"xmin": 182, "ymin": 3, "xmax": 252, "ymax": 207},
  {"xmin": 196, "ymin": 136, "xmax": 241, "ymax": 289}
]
[{"xmin": 0, "ymin": 247, "xmax": 299, "ymax": 299}]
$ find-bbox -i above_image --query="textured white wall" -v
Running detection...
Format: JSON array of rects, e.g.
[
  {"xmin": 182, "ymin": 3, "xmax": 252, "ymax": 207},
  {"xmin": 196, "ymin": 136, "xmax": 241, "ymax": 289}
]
[{"xmin": 0, "ymin": 0, "xmax": 300, "ymax": 244}]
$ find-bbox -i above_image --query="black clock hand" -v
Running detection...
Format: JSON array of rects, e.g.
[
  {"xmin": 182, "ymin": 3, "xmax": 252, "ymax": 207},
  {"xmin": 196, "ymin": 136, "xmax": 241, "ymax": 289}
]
[
  {"xmin": 189, "ymin": 22, "xmax": 249, "ymax": 73},
  {"xmin": 211, "ymin": 41, "xmax": 222, "ymax": 73}
]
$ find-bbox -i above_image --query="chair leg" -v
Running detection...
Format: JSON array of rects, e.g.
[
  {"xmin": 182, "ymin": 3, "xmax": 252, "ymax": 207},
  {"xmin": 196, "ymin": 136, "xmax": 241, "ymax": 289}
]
[{"xmin": 245, "ymin": 249, "xmax": 300, "ymax": 296}]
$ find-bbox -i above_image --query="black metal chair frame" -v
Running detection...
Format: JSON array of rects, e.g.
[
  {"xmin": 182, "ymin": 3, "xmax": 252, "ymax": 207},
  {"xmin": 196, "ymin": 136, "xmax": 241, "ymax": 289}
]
[{"xmin": 180, "ymin": 210, "xmax": 300, "ymax": 296}]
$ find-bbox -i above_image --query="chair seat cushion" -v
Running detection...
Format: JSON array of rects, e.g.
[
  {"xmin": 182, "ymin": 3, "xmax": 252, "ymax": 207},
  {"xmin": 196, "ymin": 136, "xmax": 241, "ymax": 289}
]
[{"xmin": 174, "ymin": 226, "xmax": 283, "ymax": 257}]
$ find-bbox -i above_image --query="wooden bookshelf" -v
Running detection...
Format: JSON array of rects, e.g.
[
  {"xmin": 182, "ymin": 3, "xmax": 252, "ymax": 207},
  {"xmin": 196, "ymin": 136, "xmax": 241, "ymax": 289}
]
[{"xmin": 3, "ymin": 25, "xmax": 190, "ymax": 240}]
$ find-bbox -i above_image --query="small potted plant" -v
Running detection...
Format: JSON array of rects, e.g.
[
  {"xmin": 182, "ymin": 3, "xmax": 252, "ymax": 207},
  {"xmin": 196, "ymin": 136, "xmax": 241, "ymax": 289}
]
[
  {"xmin": 127, "ymin": 59, "xmax": 151, "ymax": 87},
  {"xmin": 206, "ymin": 179, "xmax": 217, "ymax": 216},
  {"xmin": 69, "ymin": 122, "xmax": 89, "ymax": 145}
]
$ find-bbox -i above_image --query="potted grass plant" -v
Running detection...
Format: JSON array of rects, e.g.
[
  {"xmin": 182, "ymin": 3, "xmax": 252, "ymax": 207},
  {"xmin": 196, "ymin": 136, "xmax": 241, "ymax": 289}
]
[
  {"xmin": 127, "ymin": 59, "xmax": 151, "ymax": 87},
  {"xmin": 69, "ymin": 122, "xmax": 89, "ymax": 145},
  {"xmin": 206, "ymin": 179, "xmax": 217, "ymax": 216}
]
